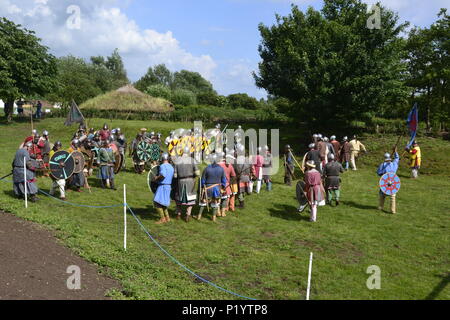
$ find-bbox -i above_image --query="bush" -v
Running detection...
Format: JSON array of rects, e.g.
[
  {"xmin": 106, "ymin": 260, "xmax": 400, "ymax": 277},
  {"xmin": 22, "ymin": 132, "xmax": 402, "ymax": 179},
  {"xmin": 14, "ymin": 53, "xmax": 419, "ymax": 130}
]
[
  {"xmin": 171, "ymin": 89, "xmax": 197, "ymax": 106},
  {"xmin": 145, "ymin": 84, "xmax": 172, "ymax": 101}
]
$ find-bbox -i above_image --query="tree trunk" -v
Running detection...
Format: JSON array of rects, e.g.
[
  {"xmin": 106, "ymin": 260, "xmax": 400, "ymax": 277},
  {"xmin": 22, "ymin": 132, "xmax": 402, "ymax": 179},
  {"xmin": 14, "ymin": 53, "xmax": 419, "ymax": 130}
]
[{"xmin": 4, "ymin": 99, "xmax": 14, "ymax": 123}]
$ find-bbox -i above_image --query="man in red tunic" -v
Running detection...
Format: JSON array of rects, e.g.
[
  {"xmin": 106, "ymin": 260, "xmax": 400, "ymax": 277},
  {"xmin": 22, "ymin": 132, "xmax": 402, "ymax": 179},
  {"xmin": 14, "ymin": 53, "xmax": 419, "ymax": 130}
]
[
  {"xmin": 218, "ymin": 152, "xmax": 236, "ymax": 217},
  {"xmin": 99, "ymin": 123, "xmax": 111, "ymax": 141},
  {"xmin": 304, "ymin": 160, "xmax": 325, "ymax": 222}
]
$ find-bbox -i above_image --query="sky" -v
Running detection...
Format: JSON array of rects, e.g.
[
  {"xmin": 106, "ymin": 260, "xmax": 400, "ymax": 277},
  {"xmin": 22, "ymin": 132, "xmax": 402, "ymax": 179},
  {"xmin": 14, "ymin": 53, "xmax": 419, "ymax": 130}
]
[{"xmin": 0, "ymin": 0, "xmax": 448, "ymax": 99}]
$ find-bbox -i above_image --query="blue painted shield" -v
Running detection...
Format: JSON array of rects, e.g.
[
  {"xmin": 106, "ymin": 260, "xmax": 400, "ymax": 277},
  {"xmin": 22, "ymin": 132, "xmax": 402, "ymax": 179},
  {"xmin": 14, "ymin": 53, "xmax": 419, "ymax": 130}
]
[{"xmin": 379, "ymin": 172, "xmax": 401, "ymax": 196}]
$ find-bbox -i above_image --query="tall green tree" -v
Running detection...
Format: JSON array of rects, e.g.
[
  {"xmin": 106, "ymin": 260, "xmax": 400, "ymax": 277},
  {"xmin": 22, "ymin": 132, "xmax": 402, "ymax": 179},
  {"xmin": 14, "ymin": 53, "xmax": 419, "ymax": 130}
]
[
  {"xmin": 254, "ymin": 0, "xmax": 409, "ymax": 126},
  {"xmin": 0, "ymin": 18, "xmax": 57, "ymax": 122},
  {"xmin": 135, "ymin": 64, "xmax": 173, "ymax": 91},
  {"xmin": 172, "ymin": 70, "xmax": 215, "ymax": 95},
  {"xmin": 407, "ymin": 9, "xmax": 450, "ymax": 132}
]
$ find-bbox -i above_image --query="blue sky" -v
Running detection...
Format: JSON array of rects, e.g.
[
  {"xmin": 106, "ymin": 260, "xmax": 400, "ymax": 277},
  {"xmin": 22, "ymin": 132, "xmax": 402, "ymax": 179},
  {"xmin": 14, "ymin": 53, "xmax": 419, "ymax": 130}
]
[{"xmin": 0, "ymin": 0, "xmax": 448, "ymax": 99}]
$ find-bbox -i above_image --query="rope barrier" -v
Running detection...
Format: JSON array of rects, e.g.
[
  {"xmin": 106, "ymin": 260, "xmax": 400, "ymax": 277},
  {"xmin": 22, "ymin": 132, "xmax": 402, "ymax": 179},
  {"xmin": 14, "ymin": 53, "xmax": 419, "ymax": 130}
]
[
  {"xmin": 126, "ymin": 204, "xmax": 257, "ymax": 301},
  {"xmin": 0, "ymin": 176, "xmax": 256, "ymax": 300}
]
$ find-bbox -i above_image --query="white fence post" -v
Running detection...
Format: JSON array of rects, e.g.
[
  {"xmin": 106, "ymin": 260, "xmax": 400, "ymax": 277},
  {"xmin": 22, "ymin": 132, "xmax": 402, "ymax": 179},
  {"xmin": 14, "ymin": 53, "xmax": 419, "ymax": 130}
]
[
  {"xmin": 123, "ymin": 184, "xmax": 127, "ymax": 251},
  {"xmin": 306, "ymin": 252, "xmax": 313, "ymax": 300},
  {"xmin": 24, "ymin": 157, "xmax": 28, "ymax": 209}
]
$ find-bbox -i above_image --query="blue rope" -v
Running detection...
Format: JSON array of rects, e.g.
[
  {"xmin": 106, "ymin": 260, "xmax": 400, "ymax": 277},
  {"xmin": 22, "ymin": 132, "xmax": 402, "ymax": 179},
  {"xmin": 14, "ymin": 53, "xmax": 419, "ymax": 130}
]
[{"xmin": 126, "ymin": 204, "xmax": 256, "ymax": 301}]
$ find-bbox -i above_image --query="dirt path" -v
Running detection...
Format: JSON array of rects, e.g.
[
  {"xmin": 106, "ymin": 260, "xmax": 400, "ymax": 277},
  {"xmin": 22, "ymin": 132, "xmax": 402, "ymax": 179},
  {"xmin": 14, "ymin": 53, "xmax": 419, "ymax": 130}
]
[{"xmin": 0, "ymin": 211, "xmax": 120, "ymax": 300}]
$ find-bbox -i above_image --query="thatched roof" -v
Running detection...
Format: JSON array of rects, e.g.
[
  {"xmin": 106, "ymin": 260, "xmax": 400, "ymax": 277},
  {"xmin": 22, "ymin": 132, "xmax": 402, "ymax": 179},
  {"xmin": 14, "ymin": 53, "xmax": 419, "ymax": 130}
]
[{"xmin": 80, "ymin": 85, "xmax": 174, "ymax": 113}]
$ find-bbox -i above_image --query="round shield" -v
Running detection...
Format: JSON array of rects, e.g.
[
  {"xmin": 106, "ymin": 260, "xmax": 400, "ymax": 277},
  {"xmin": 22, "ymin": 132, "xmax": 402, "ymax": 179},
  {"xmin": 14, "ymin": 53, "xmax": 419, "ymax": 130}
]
[
  {"xmin": 49, "ymin": 151, "xmax": 75, "ymax": 180},
  {"xmin": 149, "ymin": 143, "xmax": 161, "ymax": 162},
  {"xmin": 137, "ymin": 141, "xmax": 152, "ymax": 162},
  {"xmin": 71, "ymin": 151, "xmax": 85, "ymax": 174},
  {"xmin": 379, "ymin": 172, "xmax": 401, "ymax": 196},
  {"xmin": 147, "ymin": 165, "xmax": 160, "ymax": 194},
  {"xmin": 296, "ymin": 180, "xmax": 308, "ymax": 207},
  {"xmin": 114, "ymin": 152, "xmax": 123, "ymax": 174}
]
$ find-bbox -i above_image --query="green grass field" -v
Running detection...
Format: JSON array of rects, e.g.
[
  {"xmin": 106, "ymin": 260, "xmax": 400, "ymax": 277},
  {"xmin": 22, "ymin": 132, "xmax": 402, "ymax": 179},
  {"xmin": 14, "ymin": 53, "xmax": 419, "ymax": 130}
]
[{"xmin": 0, "ymin": 118, "xmax": 449, "ymax": 300}]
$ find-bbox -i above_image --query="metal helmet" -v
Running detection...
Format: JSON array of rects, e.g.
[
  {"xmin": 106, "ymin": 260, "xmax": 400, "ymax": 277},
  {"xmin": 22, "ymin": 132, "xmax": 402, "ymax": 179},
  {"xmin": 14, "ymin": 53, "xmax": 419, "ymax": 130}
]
[
  {"xmin": 309, "ymin": 143, "xmax": 315, "ymax": 149},
  {"xmin": 343, "ymin": 136, "xmax": 348, "ymax": 141},
  {"xmin": 215, "ymin": 123, "xmax": 221, "ymax": 129},
  {"xmin": 285, "ymin": 144, "xmax": 291, "ymax": 149},
  {"xmin": 183, "ymin": 145, "xmax": 190, "ymax": 155},
  {"xmin": 210, "ymin": 153, "xmax": 218, "ymax": 163},
  {"xmin": 32, "ymin": 129, "xmax": 37, "ymax": 136},
  {"xmin": 111, "ymin": 129, "xmax": 117, "ymax": 135},
  {"xmin": 330, "ymin": 135, "xmax": 336, "ymax": 141},
  {"xmin": 25, "ymin": 141, "xmax": 33, "ymax": 148},
  {"xmin": 150, "ymin": 131, "xmax": 155, "ymax": 136},
  {"xmin": 329, "ymin": 153, "xmax": 335, "ymax": 161},
  {"xmin": 353, "ymin": 135, "xmax": 358, "ymax": 140},
  {"xmin": 384, "ymin": 153, "xmax": 392, "ymax": 161},
  {"xmin": 237, "ymin": 144, "xmax": 245, "ymax": 153},
  {"xmin": 313, "ymin": 134, "xmax": 318, "ymax": 139},
  {"xmin": 54, "ymin": 141, "xmax": 62, "ymax": 149},
  {"xmin": 103, "ymin": 123, "xmax": 108, "ymax": 130},
  {"xmin": 318, "ymin": 134, "xmax": 323, "ymax": 139},
  {"xmin": 110, "ymin": 135, "xmax": 116, "ymax": 141},
  {"xmin": 161, "ymin": 153, "xmax": 170, "ymax": 161},
  {"xmin": 238, "ymin": 125, "xmax": 242, "ymax": 130},
  {"xmin": 323, "ymin": 137, "xmax": 329, "ymax": 142},
  {"xmin": 257, "ymin": 146, "xmax": 262, "ymax": 154},
  {"xmin": 116, "ymin": 128, "xmax": 121, "ymax": 134},
  {"xmin": 43, "ymin": 130, "xmax": 49, "ymax": 137},
  {"xmin": 72, "ymin": 139, "xmax": 80, "ymax": 147},
  {"xmin": 264, "ymin": 145, "xmax": 269, "ymax": 151}
]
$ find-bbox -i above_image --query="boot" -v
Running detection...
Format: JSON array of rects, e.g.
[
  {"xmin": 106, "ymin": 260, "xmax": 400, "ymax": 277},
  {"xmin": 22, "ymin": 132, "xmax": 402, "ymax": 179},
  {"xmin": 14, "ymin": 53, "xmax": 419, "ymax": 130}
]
[
  {"xmin": 378, "ymin": 193, "xmax": 385, "ymax": 211},
  {"xmin": 101, "ymin": 179, "xmax": 107, "ymax": 189},
  {"xmin": 110, "ymin": 179, "xmax": 116, "ymax": 190},
  {"xmin": 185, "ymin": 215, "xmax": 190, "ymax": 223},
  {"xmin": 390, "ymin": 195, "xmax": 396, "ymax": 214},
  {"xmin": 266, "ymin": 181, "xmax": 272, "ymax": 191},
  {"xmin": 155, "ymin": 208, "xmax": 166, "ymax": 224}
]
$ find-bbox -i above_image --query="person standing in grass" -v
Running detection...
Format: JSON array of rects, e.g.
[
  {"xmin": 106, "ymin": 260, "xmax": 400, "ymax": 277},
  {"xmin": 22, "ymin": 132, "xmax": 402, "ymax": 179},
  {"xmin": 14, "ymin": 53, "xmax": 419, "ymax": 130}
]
[
  {"xmin": 97, "ymin": 139, "xmax": 116, "ymax": 190},
  {"xmin": 173, "ymin": 146, "xmax": 199, "ymax": 223},
  {"xmin": 284, "ymin": 145, "xmax": 295, "ymax": 186},
  {"xmin": 349, "ymin": 135, "xmax": 367, "ymax": 171},
  {"xmin": 153, "ymin": 153, "xmax": 175, "ymax": 224},
  {"xmin": 377, "ymin": 149, "xmax": 400, "ymax": 214},
  {"xmin": 217, "ymin": 152, "xmax": 236, "ymax": 217},
  {"xmin": 49, "ymin": 141, "xmax": 66, "ymax": 200},
  {"xmin": 304, "ymin": 160, "xmax": 325, "ymax": 222},
  {"xmin": 12, "ymin": 142, "xmax": 39, "ymax": 202},
  {"xmin": 406, "ymin": 141, "xmax": 421, "ymax": 179},
  {"xmin": 67, "ymin": 139, "xmax": 86, "ymax": 193},
  {"xmin": 323, "ymin": 154, "xmax": 344, "ymax": 206},
  {"xmin": 340, "ymin": 136, "xmax": 351, "ymax": 170}
]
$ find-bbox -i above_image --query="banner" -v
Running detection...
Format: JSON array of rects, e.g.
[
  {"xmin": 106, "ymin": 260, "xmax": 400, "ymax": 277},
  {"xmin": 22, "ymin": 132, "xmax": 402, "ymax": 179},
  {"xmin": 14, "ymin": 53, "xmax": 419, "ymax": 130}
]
[
  {"xmin": 406, "ymin": 103, "xmax": 418, "ymax": 149},
  {"xmin": 64, "ymin": 100, "xmax": 85, "ymax": 126}
]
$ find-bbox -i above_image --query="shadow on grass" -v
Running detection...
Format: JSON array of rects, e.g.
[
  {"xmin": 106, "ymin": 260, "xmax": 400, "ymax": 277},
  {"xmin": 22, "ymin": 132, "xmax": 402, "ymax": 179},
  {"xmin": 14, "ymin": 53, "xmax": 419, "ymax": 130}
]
[
  {"xmin": 342, "ymin": 200, "xmax": 379, "ymax": 211},
  {"xmin": 128, "ymin": 205, "xmax": 159, "ymax": 221},
  {"xmin": 269, "ymin": 204, "xmax": 310, "ymax": 221},
  {"xmin": 424, "ymin": 272, "xmax": 450, "ymax": 300}
]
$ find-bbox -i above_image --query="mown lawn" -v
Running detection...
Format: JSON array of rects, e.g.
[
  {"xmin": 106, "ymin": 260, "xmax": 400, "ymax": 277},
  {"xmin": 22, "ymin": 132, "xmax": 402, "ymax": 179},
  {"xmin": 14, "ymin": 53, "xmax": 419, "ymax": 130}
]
[{"xmin": 0, "ymin": 118, "xmax": 449, "ymax": 300}]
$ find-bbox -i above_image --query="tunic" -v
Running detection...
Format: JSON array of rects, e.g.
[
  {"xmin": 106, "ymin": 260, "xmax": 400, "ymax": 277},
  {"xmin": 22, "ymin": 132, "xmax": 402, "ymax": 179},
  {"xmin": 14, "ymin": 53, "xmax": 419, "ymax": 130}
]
[
  {"xmin": 306, "ymin": 150, "xmax": 322, "ymax": 174},
  {"xmin": 377, "ymin": 153, "xmax": 399, "ymax": 176},
  {"xmin": 262, "ymin": 152, "xmax": 273, "ymax": 180},
  {"xmin": 218, "ymin": 161, "xmax": 236, "ymax": 196},
  {"xmin": 323, "ymin": 161, "xmax": 344, "ymax": 189},
  {"xmin": 331, "ymin": 141, "xmax": 341, "ymax": 158},
  {"xmin": 409, "ymin": 146, "xmax": 421, "ymax": 168},
  {"xmin": 154, "ymin": 163, "xmax": 175, "ymax": 207},
  {"xmin": 12, "ymin": 149, "xmax": 38, "ymax": 196},
  {"xmin": 253, "ymin": 155, "xmax": 264, "ymax": 179},
  {"xmin": 97, "ymin": 147, "xmax": 115, "ymax": 179},
  {"xmin": 340, "ymin": 142, "xmax": 351, "ymax": 162},
  {"xmin": 173, "ymin": 156, "xmax": 199, "ymax": 205},
  {"xmin": 233, "ymin": 156, "xmax": 255, "ymax": 191},
  {"xmin": 304, "ymin": 169, "xmax": 325, "ymax": 203},
  {"xmin": 201, "ymin": 164, "xmax": 226, "ymax": 199}
]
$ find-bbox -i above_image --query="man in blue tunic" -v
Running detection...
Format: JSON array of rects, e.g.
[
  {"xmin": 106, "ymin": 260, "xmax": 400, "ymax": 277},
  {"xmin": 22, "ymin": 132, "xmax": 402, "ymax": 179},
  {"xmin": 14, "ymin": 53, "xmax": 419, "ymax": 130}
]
[
  {"xmin": 197, "ymin": 153, "xmax": 226, "ymax": 222},
  {"xmin": 12, "ymin": 142, "xmax": 39, "ymax": 202},
  {"xmin": 153, "ymin": 153, "xmax": 175, "ymax": 224},
  {"xmin": 376, "ymin": 148, "xmax": 400, "ymax": 214}
]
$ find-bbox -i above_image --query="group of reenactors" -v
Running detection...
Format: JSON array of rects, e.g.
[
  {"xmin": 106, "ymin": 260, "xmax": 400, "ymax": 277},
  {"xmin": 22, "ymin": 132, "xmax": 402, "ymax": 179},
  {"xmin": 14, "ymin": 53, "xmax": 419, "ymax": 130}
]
[
  {"xmin": 150, "ymin": 125, "xmax": 274, "ymax": 224},
  {"xmin": 283, "ymin": 133, "xmax": 422, "ymax": 221},
  {"xmin": 11, "ymin": 123, "xmax": 127, "ymax": 202},
  {"xmin": 10, "ymin": 123, "xmax": 422, "ymax": 224}
]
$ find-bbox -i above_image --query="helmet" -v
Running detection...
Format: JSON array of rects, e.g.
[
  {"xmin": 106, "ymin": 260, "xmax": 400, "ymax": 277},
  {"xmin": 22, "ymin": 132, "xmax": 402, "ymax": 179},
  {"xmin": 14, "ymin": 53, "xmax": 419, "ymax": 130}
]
[
  {"xmin": 313, "ymin": 134, "xmax": 318, "ymax": 139},
  {"xmin": 111, "ymin": 129, "xmax": 117, "ymax": 135},
  {"xmin": 285, "ymin": 144, "xmax": 291, "ymax": 149},
  {"xmin": 308, "ymin": 143, "xmax": 315, "ymax": 149},
  {"xmin": 210, "ymin": 153, "xmax": 218, "ymax": 163},
  {"xmin": 330, "ymin": 135, "xmax": 336, "ymax": 141},
  {"xmin": 264, "ymin": 145, "xmax": 269, "ymax": 151},
  {"xmin": 323, "ymin": 137, "xmax": 329, "ymax": 142},
  {"xmin": 161, "ymin": 153, "xmax": 170, "ymax": 161},
  {"xmin": 72, "ymin": 139, "xmax": 80, "ymax": 147},
  {"xmin": 257, "ymin": 146, "xmax": 262, "ymax": 154},
  {"xmin": 43, "ymin": 130, "xmax": 49, "ymax": 137},
  {"xmin": 236, "ymin": 144, "xmax": 245, "ymax": 153},
  {"xmin": 215, "ymin": 123, "xmax": 221, "ymax": 129},
  {"xmin": 110, "ymin": 135, "xmax": 116, "ymax": 141},
  {"xmin": 103, "ymin": 123, "xmax": 108, "ymax": 130},
  {"xmin": 318, "ymin": 134, "xmax": 323, "ymax": 139},
  {"xmin": 32, "ymin": 129, "xmax": 37, "ymax": 136},
  {"xmin": 54, "ymin": 141, "xmax": 62, "ymax": 148},
  {"xmin": 384, "ymin": 153, "xmax": 391, "ymax": 161},
  {"xmin": 183, "ymin": 146, "xmax": 190, "ymax": 155},
  {"xmin": 329, "ymin": 154, "xmax": 335, "ymax": 160},
  {"xmin": 343, "ymin": 136, "xmax": 348, "ymax": 141},
  {"xmin": 25, "ymin": 141, "xmax": 33, "ymax": 148},
  {"xmin": 116, "ymin": 128, "xmax": 121, "ymax": 134}
]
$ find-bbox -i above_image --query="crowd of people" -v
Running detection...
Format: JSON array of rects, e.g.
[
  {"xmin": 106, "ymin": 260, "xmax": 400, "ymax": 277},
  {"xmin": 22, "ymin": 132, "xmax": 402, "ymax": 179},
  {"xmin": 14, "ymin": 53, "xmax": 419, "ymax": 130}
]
[{"xmin": 9, "ymin": 124, "xmax": 422, "ymax": 224}]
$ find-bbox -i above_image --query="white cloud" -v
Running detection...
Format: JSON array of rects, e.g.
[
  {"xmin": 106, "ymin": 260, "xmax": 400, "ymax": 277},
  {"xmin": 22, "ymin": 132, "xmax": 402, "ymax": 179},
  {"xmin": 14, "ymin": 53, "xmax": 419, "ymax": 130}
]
[{"xmin": 0, "ymin": 0, "xmax": 217, "ymax": 83}]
